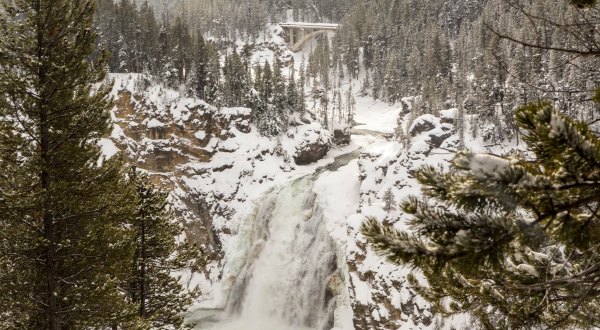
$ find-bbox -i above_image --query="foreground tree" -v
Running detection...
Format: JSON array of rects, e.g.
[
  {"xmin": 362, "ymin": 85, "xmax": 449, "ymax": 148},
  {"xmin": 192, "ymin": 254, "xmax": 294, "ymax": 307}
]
[
  {"xmin": 0, "ymin": 0, "xmax": 139, "ymax": 328},
  {"xmin": 362, "ymin": 101, "xmax": 600, "ymax": 329},
  {"xmin": 128, "ymin": 169, "xmax": 201, "ymax": 329}
]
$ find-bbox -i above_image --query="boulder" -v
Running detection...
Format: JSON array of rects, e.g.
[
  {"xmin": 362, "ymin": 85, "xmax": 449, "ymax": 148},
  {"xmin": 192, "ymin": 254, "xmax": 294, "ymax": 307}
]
[
  {"xmin": 440, "ymin": 108, "xmax": 458, "ymax": 125},
  {"xmin": 428, "ymin": 131, "xmax": 453, "ymax": 148},
  {"xmin": 333, "ymin": 128, "xmax": 351, "ymax": 146},
  {"xmin": 293, "ymin": 141, "xmax": 330, "ymax": 165},
  {"xmin": 409, "ymin": 115, "xmax": 437, "ymax": 136}
]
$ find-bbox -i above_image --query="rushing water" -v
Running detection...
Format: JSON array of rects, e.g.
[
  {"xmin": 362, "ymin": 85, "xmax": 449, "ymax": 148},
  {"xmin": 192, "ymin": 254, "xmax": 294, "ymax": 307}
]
[
  {"xmin": 205, "ymin": 177, "xmax": 336, "ymax": 329},
  {"xmin": 196, "ymin": 149, "xmax": 361, "ymax": 330}
]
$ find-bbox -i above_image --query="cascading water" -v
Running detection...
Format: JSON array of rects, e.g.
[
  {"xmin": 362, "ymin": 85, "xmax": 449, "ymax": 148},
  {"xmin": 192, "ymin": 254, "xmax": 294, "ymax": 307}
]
[{"xmin": 203, "ymin": 175, "xmax": 338, "ymax": 330}]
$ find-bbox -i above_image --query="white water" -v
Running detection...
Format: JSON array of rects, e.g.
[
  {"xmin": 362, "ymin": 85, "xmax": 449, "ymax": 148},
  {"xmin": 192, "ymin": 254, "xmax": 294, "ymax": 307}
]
[{"xmin": 202, "ymin": 175, "xmax": 338, "ymax": 330}]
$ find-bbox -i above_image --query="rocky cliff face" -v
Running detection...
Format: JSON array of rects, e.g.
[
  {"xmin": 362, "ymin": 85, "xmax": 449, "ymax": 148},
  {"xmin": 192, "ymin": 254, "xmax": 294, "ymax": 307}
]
[
  {"xmin": 105, "ymin": 74, "xmax": 333, "ymax": 294},
  {"xmin": 341, "ymin": 112, "xmax": 465, "ymax": 330}
]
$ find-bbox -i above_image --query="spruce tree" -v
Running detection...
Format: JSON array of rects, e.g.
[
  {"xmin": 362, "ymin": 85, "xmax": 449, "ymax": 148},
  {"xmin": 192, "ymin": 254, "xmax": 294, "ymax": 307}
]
[
  {"xmin": 0, "ymin": 0, "xmax": 138, "ymax": 328},
  {"xmin": 223, "ymin": 51, "xmax": 248, "ymax": 107},
  {"xmin": 262, "ymin": 62, "xmax": 273, "ymax": 102},
  {"xmin": 204, "ymin": 42, "xmax": 222, "ymax": 104},
  {"xmin": 127, "ymin": 169, "xmax": 195, "ymax": 329},
  {"xmin": 362, "ymin": 102, "xmax": 600, "ymax": 329},
  {"xmin": 382, "ymin": 188, "xmax": 395, "ymax": 213},
  {"xmin": 192, "ymin": 32, "xmax": 208, "ymax": 99}
]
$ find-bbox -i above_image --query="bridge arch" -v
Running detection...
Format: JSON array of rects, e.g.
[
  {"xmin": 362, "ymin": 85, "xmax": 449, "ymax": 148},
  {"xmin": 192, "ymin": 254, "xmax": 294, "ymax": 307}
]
[{"xmin": 279, "ymin": 23, "xmax": 340, "ymax": 52}]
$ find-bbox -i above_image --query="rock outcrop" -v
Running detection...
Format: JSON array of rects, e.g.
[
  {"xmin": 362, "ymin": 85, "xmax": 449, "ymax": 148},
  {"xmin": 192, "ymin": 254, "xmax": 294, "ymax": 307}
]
[
  {"xmin": 287, "ymin": 123, "xmax": 331, "ymax": 165},
  {"xmin": 294, "ymin": 142, "xmax": 330, "ymax": 165},
  {"xmin": 333, "ymin": 128, "xmax": 351, "ymax": 146}
]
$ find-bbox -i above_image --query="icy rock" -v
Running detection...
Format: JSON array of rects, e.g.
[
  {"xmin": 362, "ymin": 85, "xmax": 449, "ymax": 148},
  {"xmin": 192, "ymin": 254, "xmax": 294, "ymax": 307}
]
[
  {"xmin": 333, "ymin": 128, "xmax": 351, "ymax": 146},
  {"xmin": 409, "ymin": 115, "xmax": 437, "ymax": 136},
  {"xmin": 440, "ymin": 108, "xmax": 458, "ymax": 124},
  {"xmin": 428, "ymin": 131, "xmax": 453, "ymax": 148},
  {"xmin": 293, "ymin": 141, "xmax": 330, "ymax": 165}
]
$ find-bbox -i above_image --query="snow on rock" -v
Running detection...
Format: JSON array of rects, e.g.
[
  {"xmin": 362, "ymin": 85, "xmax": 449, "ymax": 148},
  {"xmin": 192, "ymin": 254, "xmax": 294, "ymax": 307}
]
[
  {"xmin": 105, "ymin": 66, "xmax": 502, "ymax": 329},
  {"xmin": 407, "ymin": 114, "xmax": 456, "ymax": 157},
  {"xmin": 409, "ymin": 114, "xmax": 438, "ymax": 136},
  {"xmin": 146, "ymin": 118, "xmax": 167, "ymax": 128},
  {"xmin": 106, "ymin": 73, "xmax": 340, "ymax": 311},
  {"xmin": 194, "ymin": 131, "xmax": 207, "ymax": 140},
  {"xmin": 282, "ymin": 122, "xmax": 331, "ymax": 165},
  {"xmin": 440, "ymin": 108, "xmax": 458, "ymax": 124}
]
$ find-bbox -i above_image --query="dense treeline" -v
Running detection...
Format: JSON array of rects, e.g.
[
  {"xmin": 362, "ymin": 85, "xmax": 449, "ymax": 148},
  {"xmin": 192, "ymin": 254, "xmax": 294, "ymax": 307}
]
[
  {"xmin": 333, "ymin": 0, "xmax": 600, "ymax": 143},
  {"xmin": 144, "ymin": 0, "xmax": 356, "ymax": 40},
  {"xmin": 137, "ymin": 0, "xmax": 600, "ymax": 144},
  {"xmin": 95, "ymin": 0, "xmax": 310, "ymax": 136}
]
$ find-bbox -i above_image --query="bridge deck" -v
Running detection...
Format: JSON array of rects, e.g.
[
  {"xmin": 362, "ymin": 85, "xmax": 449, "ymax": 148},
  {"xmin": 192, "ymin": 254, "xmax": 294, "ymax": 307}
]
[{"xmin": 279, "ymin": 22, "xmax": 340, "ymax": 30}]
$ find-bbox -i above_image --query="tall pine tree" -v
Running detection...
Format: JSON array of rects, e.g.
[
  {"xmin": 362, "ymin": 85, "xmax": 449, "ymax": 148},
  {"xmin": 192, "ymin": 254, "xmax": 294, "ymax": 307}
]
[
  {"xmin": 127, "ymin": 169, "xmax": 196, "ymax": 329},
  {"xmin": 0, "ymin": 0, "xmax": 138, "ymax": 328}
]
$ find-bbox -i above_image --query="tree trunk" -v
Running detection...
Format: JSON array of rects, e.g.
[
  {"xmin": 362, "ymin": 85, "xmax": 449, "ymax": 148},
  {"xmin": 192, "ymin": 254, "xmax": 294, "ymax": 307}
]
[
  {"xmin": 140, "ymin": 217, "xmax": 146, "ymax": 318},
  {"xmin": 36, "ymin": 0, "xmax": 60, "ymax": 328}
]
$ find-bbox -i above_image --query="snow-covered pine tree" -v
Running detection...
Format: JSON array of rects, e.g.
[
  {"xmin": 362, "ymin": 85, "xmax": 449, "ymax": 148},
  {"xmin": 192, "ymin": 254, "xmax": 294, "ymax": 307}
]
[
  {"xmin": 382, "ymin": 188, "xmax": 395, "ymax": 213},
  {"xmin": 188, "ymin": 31, "xmax": 208, "ymax": 98},
  {"xmin": 223, "ymin": 51, "xmax": 248, "ymax": 107},
  {"xmin": 362, "ymin": 101, "xmax": 600, "ymax": 329},
  {"xmin": 0, "ymin": 0, "xmax": 139, "ymax": 327},
  {"xmin": 127, "ymin": 169, "xmax": 198, "ymax": 329}
]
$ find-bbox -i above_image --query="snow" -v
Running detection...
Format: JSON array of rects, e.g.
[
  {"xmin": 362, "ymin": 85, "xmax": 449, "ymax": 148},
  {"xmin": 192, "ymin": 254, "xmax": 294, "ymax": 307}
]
[
  {"xmin": 353, "ymin": 97, "xmax": 402, "ymax": 134},
  {"xmin": 102, "ymin": 22, "xmax": 526, "ymax": 330},
  {"xmin": 194, "ymin": 131, "xmax": 207, "ymax": 140},
  {"xmin": 279, "ymin": 22, "xmax": 340, "ymax": 30},
  {"xmin": 99, "ymin": 138, "xmax": 119, "ymax": 159},
  {"xmin": 146, "ymin": 118, "xmax": 166, "ymax": 128},
  {"xmin": 314, "ymin": 158, "xmax": 360, "ymax": 244},
  {"xmin": 440, "ymin": 108, "xmax": 458, "ymax": 120},
  {"xmin": 466, "ymin": 153, "xmax": 512, "ymax": 179},
  {"xmin": 219, "ymin": 107, "xmax": 252, "ymax": 117}
]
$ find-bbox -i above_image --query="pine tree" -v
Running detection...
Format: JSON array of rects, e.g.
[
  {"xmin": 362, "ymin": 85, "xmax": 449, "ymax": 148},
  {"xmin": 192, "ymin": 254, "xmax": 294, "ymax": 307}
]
[
  {"xmin": 127, "ymin": 169, "xmax": 196, "ymax": 329},
  {"xmin": 286, "ymin": 67, "xmax": 300, "ymax": 113},
  {"xmin": 191, "ymin": 32, "xmax": 208, "ymax": 99},
  {"xmin": 223, "ymin": 51, "xmax": 248, "ymax": 107},
  {"xmin": 382, "ymin": 188, "xmax": 395, "ymax": 212},
  {"xmin": 362, "ymin": 102, "xmax": 600, "ymax": 329},
  {"xmin": 262, "ymin": 62, "xmax": 273, "ymax": 102},
  {"xmin": 0, "ymin": 0, "xmax": 139, "ymax": 328},
  {"xmin": 172, "ymin": 15, "xmax": 192, "ymax": 85},
  {"xmin": 204, "ymin": 41, "xmax": 222, "ymax": 104}
]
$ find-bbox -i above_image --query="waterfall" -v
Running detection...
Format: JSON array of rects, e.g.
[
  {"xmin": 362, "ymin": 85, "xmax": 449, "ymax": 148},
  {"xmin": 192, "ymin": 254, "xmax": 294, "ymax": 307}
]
[{"xmin": 204, "ymin": 175, "xmax": 338, "ymax": 330}]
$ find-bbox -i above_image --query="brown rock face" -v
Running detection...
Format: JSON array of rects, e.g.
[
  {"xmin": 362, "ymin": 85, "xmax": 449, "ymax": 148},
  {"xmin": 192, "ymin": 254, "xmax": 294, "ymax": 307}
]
[{"xmin": 111, "ymin": 90, "xmax": 252, "ymax": 258}]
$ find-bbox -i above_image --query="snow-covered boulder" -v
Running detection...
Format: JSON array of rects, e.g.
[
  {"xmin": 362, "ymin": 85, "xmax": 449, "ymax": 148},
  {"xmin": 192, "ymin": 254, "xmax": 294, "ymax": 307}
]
[
  {"xmin": 285, "ymin": 123, "xmax": 331, "ymax": 165},
  {"xmin": 409, "ymin": 114, "xmax": 437, "ymax": 136},
  {"xmin": 294, "ymin": 142, "xmax": 329, "ymax": 165},
  {"xmin": 333, "ymin": 128, "xmax": 351, "ymax": 146},
  {"xmin": 408, "ymin": 114, "xmax": 455, "ymax": 155},
  {"xmin": 440, "ymin": 108, "xmax": 458, "ymax": 124}
]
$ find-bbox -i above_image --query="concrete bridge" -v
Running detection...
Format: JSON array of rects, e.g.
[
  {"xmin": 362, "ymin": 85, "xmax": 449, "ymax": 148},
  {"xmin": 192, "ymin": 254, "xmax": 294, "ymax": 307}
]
[{"xmin": 279, "ymin": 22, "xmax": 340, "ymax": 52}]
